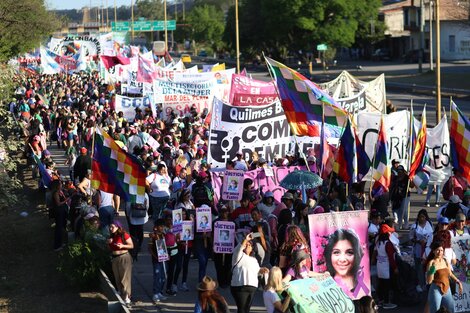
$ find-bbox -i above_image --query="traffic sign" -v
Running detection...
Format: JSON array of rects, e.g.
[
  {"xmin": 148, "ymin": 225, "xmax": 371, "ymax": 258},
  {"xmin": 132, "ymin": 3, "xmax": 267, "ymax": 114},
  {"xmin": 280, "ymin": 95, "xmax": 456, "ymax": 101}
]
[
  {"xmin": 111, "ymin": 20, "xmax": 176, "ymax": 32},
  {"xmin": 317, "ymin": 44, "xmax": 328, "ymax": 51}
]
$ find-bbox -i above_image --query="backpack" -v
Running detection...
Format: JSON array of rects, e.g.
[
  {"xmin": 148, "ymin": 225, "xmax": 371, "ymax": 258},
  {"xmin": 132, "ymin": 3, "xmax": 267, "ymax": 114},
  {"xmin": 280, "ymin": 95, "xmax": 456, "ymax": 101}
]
[{"xmin": 192, "ymin": 184, "xmax": 213, "ymax": 207}]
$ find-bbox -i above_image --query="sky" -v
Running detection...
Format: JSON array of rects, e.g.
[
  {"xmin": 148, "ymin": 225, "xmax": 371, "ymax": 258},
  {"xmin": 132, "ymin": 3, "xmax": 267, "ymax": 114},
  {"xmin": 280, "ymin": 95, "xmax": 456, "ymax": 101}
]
[{"xmin": 46, "ymin": 0, "xmax": 132, "ymax": 11}]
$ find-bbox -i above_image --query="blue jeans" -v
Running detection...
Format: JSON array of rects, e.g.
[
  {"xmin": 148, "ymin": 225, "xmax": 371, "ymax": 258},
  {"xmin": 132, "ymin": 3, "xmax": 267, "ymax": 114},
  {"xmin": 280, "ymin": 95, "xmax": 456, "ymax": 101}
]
[
  {"xmin": 393, "ymin": 197, "xmax": 410, "ymax": 228},
  {"xmin": 152, "ymin": 260, "xmax": 167, "ymax": 295},
  {"xmin": 194, "ymin": 238, "xmax": 210, "ymax": 282},
  {"xmin": 98, "ymin": 205, "xmax": 115, "ymax": 228},
  {"xmin": 428, "ymin": 283, "xmax": 454, "ymax": 313},
  {"xmin": 426, "ymin": 184, "xmax": 441, "ymax": 204},
  {"xmin": 149, "ymin": 195, "xmax": 169, "ymax": 222}
]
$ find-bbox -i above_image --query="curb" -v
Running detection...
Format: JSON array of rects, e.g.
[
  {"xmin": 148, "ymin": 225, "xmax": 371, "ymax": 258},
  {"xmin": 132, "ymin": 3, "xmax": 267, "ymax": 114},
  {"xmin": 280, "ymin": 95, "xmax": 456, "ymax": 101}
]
[
  {"xmin": 386, "ymin": 82, "xmax": 470, "ymax": 98},
  {"xmin": 99, "ymin": 269, "xmax": 131, "ymax": 313}
]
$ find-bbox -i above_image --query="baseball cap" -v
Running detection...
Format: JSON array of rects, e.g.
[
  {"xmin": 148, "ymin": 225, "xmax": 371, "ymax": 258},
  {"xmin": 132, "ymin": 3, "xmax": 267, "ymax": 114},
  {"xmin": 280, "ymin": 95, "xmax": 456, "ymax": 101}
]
[{"xmin": 438, "ymin": 216, "xmax": 449, "ymax": 224}]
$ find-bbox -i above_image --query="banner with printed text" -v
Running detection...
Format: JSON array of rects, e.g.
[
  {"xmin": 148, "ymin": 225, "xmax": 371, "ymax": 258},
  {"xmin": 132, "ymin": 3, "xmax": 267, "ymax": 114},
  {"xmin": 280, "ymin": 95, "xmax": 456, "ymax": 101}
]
[
  {"xmin": 114, "ymin": 95, "xmax": 152, "ymax": 121},
  {"xmin": 208, "ymin": 98, "xmax": 316, "ymax": 169},
  {"xmin": 286, "ymin": 277, "xmax": 355, "ymax": 313},
  {"xmin": 451, "ymin": 234, "xmax": 470, "ymax": 312},
  {"xmin": 196, "ymin": 205, "xmax": 212, "ymax": 233},
  {"xmin": 213, "ymin": 221, "xmax": 235, "ymax": 254},
  {"xmin": 222, "ymin": 170, "xmax": 245, "ymax": 200},
  {"xmin": 50, "ymin": 35, "xmax": 101, "ymax": 57},
  {"xmin": 229, "ymin": 74, "xmax": 278, "ymax": 106},
  {"xmin": 308, "ymin": 211, "xmax": 371, "ymax": 300}
]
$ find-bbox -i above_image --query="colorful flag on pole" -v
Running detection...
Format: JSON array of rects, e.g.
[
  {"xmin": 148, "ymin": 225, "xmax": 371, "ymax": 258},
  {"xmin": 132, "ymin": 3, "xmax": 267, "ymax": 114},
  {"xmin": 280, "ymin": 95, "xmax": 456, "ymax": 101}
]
[
  {"xmin": 371, "ymin": 117, "xmax": 391, "ymax": 197},
  {"xmin": 333, "ymin": 119, "xmax": 371, "ymax": 184},
  {"xmin": 100, "ymin": 55, "xmax": 131, "ymax": 70},
  {"xmin": 409, "ymin": 107, "xmax": 427, "ymax": 180},
  {"xmin": 91, "ymin": 127, "xmax": 147, "ymax": 203},
  {"xmin": 265, "ymin": 57, "xmax": 347, "ymax": 138},
  {"xmin": 450, "ymin": 101, "xmax": 470, "ymax": 182},
  {"xmin": 32, "ymin": 153, "xmax": 52, "ymax": 187},
  {"xmin": 40, "ymin": 46, "xmax": 61, "ymax": 75}
]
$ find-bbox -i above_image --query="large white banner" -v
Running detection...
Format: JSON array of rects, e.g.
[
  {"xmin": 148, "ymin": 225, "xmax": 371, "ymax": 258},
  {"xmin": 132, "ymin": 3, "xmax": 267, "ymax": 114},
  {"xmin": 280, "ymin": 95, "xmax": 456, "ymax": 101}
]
[
  {"xmin": 208, "ymin": 98, "xmax": 315, "ymax": 169},
  {"xmin": 424, "ymin": 115, "xmax": 452, "ymax": 183},
  {"xmin": 114, "ymin": 95, "xmax": 152, "ymax": 121},
  {"xmin": 319, "ymin": 71, "xmax": 386, "ymax": 113},
  {"xmin": 50, "ymin": 35, "xmax": 101, "ymax": 57}
]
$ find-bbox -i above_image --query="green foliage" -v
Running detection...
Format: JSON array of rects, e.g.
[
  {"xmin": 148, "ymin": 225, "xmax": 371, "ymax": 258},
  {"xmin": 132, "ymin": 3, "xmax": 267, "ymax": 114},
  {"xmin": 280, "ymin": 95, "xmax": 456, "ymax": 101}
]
[
  {"xmin": 57, "ymin": 237, "xmax": 110, "ymax": 288},
  {"xmin": 187, "ymin": 4, "xmax": 225, "ymax": 52},
  {"xmin": 0, "ymin": 0, "xmax": 59, "ymax": 62},
  {"xmin": 224, "ymin": 0, "xmax": 383, "ymax": 59},
  {"xmin": 136, "ymin": 0, "xmax": 164, "ymax": 20}
]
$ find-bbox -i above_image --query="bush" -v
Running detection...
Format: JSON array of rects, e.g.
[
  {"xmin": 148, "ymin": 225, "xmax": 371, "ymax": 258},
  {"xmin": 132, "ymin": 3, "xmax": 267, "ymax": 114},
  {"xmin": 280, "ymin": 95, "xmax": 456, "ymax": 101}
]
[{"xmin": 57, "ymin": 236, "xmax": 110, "ymax": 289}]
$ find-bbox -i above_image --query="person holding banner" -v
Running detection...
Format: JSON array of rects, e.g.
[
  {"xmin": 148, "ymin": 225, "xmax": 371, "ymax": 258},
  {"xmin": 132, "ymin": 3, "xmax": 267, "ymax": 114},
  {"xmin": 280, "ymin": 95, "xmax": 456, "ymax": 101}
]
[
  {"xmin": 174, "ymin": 209, "xmax": 193, "ymax": 292},
  {"xmin": 149, "ymin": 219, "xmax": 168, "ymax": 303},
  {"xmin": 282, "ymin": 250, "xmax": 327, "ymax": 283},
  {"xmin": 146, "ymin": 163, "xmax": 171, "ymax": 222},
  {"xmin": 324, "ymin": 228, "xmax": 365, "ymax": 298},
  {"xmin": 213, "ymin": 207, "xmax": 233, "ymax": 288},
  {"xmin": 425, "ymin": 240, "xmax": 463, "ymax": 313}
]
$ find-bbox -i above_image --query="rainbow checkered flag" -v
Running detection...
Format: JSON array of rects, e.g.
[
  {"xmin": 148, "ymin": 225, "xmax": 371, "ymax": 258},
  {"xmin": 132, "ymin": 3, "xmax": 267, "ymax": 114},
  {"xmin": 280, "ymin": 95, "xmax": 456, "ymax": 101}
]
[
  {"xmin": 265, "ymin": 57, "xmax": 348, "ymax": 138},
  {"xmin": 450, "ymin": 101, "xmax": 470, "ymax": 182},
  {"xmin": 371, "ymin": 117, "xmax": 391, "ymax": 197},
  {"xmin": 91, "ymin": 127, "xmax": 147, "ymax": 203}
]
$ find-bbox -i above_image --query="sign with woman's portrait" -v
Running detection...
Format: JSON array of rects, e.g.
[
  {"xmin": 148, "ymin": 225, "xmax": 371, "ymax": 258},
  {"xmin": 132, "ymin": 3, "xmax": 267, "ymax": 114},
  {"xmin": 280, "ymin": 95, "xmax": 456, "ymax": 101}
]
[
  {"xmin": 155, "ymin": 239, "xmax": 169, "ymax": 262},
  {"xmin": 222, "ymin": 170, "xmax": 244, "ymax": 201},
  {"xmin": 196, "ymin": 205, "xmax": 212, "ymax": 233},
  {"xmin": 308, "ymin": 211, "xmax": 371, "ymax": 300},
  {"xmin": 181, "ymin": 221, "xmax": 194, "ymax": 241},
  {"xmin": 213, "ymin": 221, "xmax": 235, "ymax": 253},
  {"xmin": 172, "ymin": 208, "xmax": 183, "ymax": 233}
]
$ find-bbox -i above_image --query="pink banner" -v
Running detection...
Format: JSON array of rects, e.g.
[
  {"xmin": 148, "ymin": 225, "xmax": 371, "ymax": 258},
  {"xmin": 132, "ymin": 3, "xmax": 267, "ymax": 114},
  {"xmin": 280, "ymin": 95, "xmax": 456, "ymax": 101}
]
[
  {"xmin": 210, "ymin": 165, "xmax": 316, "ymax": 205},
  {"xmin": 229, "ymin": 74, "xmax": 278, "ymax": 106},
  {"xmin": 213, "ymin": 221, "xmax": 235, "ymax": 253},
  {"xmin": 308, "ymin": 211, "xmax": 371, "ymax": 300}
]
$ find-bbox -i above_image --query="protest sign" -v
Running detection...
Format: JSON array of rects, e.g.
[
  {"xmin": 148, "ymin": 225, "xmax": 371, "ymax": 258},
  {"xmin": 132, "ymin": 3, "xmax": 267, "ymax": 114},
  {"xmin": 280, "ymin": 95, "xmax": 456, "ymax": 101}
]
[
  {"xmin": 308, "ymin": 211, "xmax": 371, "ymax": 300},
  {"xmin": 207, "ymin": 98, "xmax": 318, "ymax": 169},
  {"xmin": 424, "ymin": 115, "xmax": 452, "ymax": 184},
  {"xmin": 196, "ymin": 205, "xmax": 212, "ymax": 233},
  {"xmin": 318, "ymin": 71, "xmax": 386, "ymax": 113},
  {"xmin": 51, "ymin": 35, "xmax": 102, "ymax": 57},
  {"xmin": 181, "ymin": 221, "xmax": 194, "ymax": 241},
  {"xmin": 172, "ymin": 208, "xmax": 183, "ymax": 233},
  {"xmin": 114, "ymin": 95, "xmax": 151, "ymax": 121},
  {"xmin": 213, "ymin": 221, "xmax": 235, "ymax": 254},
  {"xmin": 451, "ymin": 234, "xmax": 470, "ymax": 312},
  {"xmin": 156, "ymin": 238, "xmax": 169, "ymax": 262},
  {"xmin": 286, "ymin": 277, "xmax": 355, "ymax": 313},
  {"xmin": 229, "ymin": 74, "xmax": 278, "ymax": 106},
  {"xmin": 222, "ymin": 170, "xmax": 244, "ymax": 200}
]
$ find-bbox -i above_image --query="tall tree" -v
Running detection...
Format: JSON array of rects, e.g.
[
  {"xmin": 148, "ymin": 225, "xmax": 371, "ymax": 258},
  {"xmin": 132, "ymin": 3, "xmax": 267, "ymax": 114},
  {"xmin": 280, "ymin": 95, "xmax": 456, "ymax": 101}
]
[
  {"xmin": 187, "ymin": 4, "xmax": 225, "ymax": 51},
  {"xmin": 0, "ymin": 0, "xmax": 58, "ymax": 61},
  {"xmin": 136, "ymin": 0, "xmax": 164, "ymax": 20}
]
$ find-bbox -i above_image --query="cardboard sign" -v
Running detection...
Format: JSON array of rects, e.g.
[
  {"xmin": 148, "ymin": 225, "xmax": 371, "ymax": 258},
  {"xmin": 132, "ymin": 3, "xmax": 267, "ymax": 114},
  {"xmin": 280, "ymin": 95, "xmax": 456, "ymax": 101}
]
[{"xmin": 213, "ymin": 221, "xmax": 235, "ymax": 254}]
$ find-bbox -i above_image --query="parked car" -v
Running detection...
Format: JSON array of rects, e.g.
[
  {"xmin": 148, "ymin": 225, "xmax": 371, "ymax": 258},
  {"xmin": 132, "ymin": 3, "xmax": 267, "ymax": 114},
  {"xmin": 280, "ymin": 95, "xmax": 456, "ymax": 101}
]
[
  {"xmin": 198, "ymin": 50, "xmax": 208, "ymax": 57},
  {"xmin": 180, "ymin": 54, "xmax": 192, "ymax": 63},
  {"xmin": 371, "ymin": 48, "xmax": 391, "ymax": 61}
]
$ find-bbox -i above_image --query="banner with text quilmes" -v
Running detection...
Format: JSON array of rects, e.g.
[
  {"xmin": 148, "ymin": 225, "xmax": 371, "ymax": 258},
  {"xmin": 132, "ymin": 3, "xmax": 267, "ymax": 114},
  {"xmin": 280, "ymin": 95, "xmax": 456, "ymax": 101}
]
[
  {"xmin": 287, "ymin": 277, "xmax": 355, "ymax": 313},
  {"xmin": 318, "ymin": 71, "xmax": 386, "ymax": 113},
  {"xmin": 114, "ymin": 95, "xmax": 151, "ymax": 121},
  {"xmin": 451, "ymin": 234, "xmax": 470, "ymax": 312},
  {"xmin": 308, "ymin": 211, "xmax": 371, "ymax": 300},
  {"xmin": 229, "ymin": 74, "xmax": 278, "ymax": 106},
  {"xmin": 213, "ymin": 221, "xmax": 235, "ymax": 254},
  {"xmin": 208, "ymin": 98, "xmax": 315, "ymax": 169}
]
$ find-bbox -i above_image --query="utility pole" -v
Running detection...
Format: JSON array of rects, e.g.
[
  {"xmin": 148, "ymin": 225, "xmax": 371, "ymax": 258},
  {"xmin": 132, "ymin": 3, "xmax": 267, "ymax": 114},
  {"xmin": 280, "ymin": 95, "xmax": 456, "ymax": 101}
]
[
  {"xmin": 235, "ymin": 0, "xmax": 240, "ymax": 74},
  {"xmin": 429, "ymin": 1, "xmax": 434, "ymax": 71},
  {"xmin": 419, "ymin": 0, "xmax": 424, "ymax": 73},
  {"xmin": 131, "ymin": 0, "xmax": 134, "ymax": 42},
  {"xmin": 435, "ymin": 0, "xmax": 441, "ymax": 122},
  {"xmin": 164, "ymin": 0, "xmax": 168, "ymax": 51}
]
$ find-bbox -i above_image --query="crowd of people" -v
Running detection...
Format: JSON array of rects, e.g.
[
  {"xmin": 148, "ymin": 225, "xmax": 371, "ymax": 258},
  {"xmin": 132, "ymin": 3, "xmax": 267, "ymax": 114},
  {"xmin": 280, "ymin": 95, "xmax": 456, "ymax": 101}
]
[{"xmin": 11, "ymin": 68, "xmax": 470, "ymax": 313}]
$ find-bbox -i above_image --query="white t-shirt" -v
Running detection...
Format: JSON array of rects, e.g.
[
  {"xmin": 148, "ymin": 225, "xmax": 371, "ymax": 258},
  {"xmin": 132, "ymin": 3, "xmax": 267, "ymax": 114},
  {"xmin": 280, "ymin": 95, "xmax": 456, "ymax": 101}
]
[
  {"xmin": 263, "ymin": 288, "xmax": 281, "ymax": 313},
  {"xmin": 99, "ymin": 191, "xmax": 114, "ymax": 208},
  {"xmin": 147, "ymin": 173, "xmax": 171, "ymax": 198}
]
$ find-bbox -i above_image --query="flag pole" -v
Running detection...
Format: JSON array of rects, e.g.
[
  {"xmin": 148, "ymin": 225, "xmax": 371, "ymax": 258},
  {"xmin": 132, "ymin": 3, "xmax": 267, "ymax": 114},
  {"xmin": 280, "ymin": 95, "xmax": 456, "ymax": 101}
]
[
  {"xmin": 368, "ymin": 116, "xmax": 383, "ymax": 197},
  {"xmin": 264, "ymin": 54, "xmax": 310, "ymax": 170},
  {"xmin": 405, "ymin": 103, "xmax": 414, "ymax": 226}
]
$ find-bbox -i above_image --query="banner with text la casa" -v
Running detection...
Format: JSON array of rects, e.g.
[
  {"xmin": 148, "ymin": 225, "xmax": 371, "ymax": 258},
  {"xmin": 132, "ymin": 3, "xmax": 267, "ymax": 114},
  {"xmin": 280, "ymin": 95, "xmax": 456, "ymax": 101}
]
[{"xmin": 207, "ymin": 97, "xmax": 316, "ymax": 169}]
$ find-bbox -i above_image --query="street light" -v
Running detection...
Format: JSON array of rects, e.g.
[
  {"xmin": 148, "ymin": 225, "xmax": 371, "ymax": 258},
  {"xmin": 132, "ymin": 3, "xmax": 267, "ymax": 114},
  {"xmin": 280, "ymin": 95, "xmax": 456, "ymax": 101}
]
[
  {"xmin": 435, "ymin": 0, "xmax": 441, "ymax": 122},
  {"xmin": 164, "ymin": 0, "xmax": 168, "ymax": 52},
  {"xmin": 235, "ymin": 0, "xmax": 240, "ymax": 74}
]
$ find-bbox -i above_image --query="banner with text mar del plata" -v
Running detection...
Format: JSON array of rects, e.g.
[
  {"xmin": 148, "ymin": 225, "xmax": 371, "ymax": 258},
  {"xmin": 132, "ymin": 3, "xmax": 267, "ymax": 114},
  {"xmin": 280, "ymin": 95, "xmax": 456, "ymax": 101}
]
[
  {"xmin": 286, "ymin": 277, "xmax": 354, "ymax": 313},
  {"xmin": 114, "ymin": 94, "xmax": 152, "ymax": 122},
  {"xmin": 309, "ymin": 211, "xmax": 371, "ymax": 300},
  {"xmin": 451, "ymin": 234, "xmax": 470, "ymax": 312},
  {"xmin": 208, "ymin": 98, "xmax": 315, "ymax": 169}
]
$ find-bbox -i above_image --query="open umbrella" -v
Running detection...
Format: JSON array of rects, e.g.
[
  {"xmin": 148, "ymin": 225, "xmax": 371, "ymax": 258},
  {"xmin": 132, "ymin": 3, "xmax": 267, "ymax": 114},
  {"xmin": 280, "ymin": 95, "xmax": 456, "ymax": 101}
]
[{"xmin": 280, "ymin": 170, "xmax": 323, "ymax": 203}]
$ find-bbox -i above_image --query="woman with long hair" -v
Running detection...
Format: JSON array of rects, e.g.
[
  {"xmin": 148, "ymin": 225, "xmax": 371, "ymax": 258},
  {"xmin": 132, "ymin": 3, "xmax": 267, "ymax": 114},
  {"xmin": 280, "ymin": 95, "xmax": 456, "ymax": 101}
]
[
  {"xmin": 278, "ymin": 225, "xmax": 310, "ymax": 272},
  {"xmin": 294, "ymin": 203, "xmax": 309, "ymax": 239},
  {"xmin": 194, "ymin": 276, "xmax": 229, "ymax": 313},
  {"xmin": 425, "ymin": 241, "xmax": 462, "ymax": 313},
  {"xmin": 263, "ymin": 266, "xmax": 290, "ymax": 313},
  {"xmin": 107, "ymin": 220, "xmax": 134, "ymax": 306}
]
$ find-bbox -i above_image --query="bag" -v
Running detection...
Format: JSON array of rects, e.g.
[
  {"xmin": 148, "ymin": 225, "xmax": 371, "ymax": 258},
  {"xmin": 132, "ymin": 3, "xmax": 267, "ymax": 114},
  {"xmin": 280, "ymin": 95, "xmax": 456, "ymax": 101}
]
[{"xmin": 130, "ymin": 203, "xmax": 147, "ymax": 218}]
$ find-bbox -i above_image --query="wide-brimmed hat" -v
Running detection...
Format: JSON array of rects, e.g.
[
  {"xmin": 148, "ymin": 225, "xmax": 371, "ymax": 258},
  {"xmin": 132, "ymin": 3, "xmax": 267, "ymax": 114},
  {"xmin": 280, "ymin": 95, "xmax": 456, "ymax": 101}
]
[{"xmin": 197, "ymin": 276, "xmax": 217, "ymax": 291}]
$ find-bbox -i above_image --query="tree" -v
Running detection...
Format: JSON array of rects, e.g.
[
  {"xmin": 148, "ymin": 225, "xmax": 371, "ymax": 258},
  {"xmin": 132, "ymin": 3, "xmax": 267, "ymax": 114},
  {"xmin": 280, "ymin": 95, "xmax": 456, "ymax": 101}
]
[
  {"xmin": 136, "ymin": 0, "xmax": 164, "ymax": 20},
  {"xmin": 224, "ymin": 0, "xmax": 384, "ymax": 59},
  {"xmin": 0, "ymin": 0, "xmax": 59, "ymax": 62},
  {"xmin": 187, "ymin": 4, "xmax": 225, "ymax": 52}
]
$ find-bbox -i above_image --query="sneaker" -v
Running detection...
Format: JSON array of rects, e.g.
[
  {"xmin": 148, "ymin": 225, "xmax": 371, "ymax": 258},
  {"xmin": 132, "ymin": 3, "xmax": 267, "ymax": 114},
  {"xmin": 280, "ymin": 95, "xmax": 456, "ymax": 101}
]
[
  {"xmin": 171, "ymin": 284, "xmax": 178, "ymax": 293},
  {"xmin": 157, "ymin": 293, "xmax": 167, "ymax": 301},
  {"xmin": 383, "ymin": 303, "xmax": 397, "ymax": 309},
  {"xmin": 416, "ymin": 285, "xmax": 423, "ymax": 293},
  {"xmin": 435, "ymin": 202, "xmax": 440, "ymax": 207},
  {"xmin": 425, "ymin": 202, "xmax": 430, "ymax": 207},
  {"xmin": 166, "ymin": 289, "xmax": 177, "ymax": 296},
  {"xmin": 179, "ymin": 282, "xmax": 189, "ymax": 291},
  {"xmin": 152, "ymin": 294, "xmax": 161, "ymax": 302}
]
